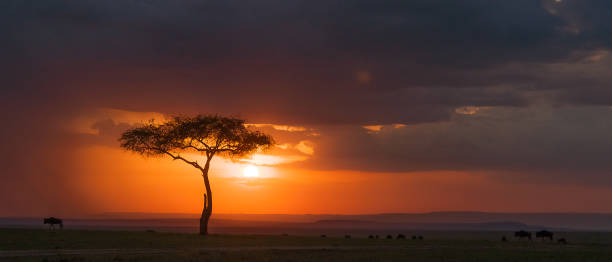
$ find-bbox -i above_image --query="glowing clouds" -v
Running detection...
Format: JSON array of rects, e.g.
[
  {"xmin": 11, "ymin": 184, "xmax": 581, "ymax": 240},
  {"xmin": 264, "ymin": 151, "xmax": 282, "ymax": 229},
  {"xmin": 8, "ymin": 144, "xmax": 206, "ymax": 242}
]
[
  {"xmin": 363, "ymin": 125, "xmax": 384, "ymax": 132},
  {"xmin": 455, "ymin": 106, "xmax": 482, "ymax": 115},
  {"xmin": 295, "ymin": 141, "xmax": 315, "ymax": 155},
  {"xmin": 242, "ymin": 154, "xmax": 308, "ymax": 166},
  {"xmin": 362, "ymin": 124, "xmax": 406, "ymax": 133},
  {"xmin": 245, "ymin": 124, "xmax": 307, "ymax": 132},
  {"xmin": 584, "ymin": 50, "xmax": 609, "ymax": 63}
]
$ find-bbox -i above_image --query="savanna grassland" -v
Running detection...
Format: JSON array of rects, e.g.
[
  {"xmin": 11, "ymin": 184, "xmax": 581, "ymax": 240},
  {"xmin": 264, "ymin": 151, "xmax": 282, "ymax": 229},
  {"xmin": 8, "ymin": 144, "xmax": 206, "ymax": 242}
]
[{"xmin": 2, "ymin": 229, "xmax": 612, "ymax": 261}]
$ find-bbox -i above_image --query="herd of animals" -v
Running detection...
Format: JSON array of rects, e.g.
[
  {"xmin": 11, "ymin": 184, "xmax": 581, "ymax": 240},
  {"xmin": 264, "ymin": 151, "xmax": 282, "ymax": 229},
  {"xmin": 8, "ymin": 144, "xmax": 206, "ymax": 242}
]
[
  {"xmin": 509, "ymin": 230, "xmax": 568, "ymax": 244},
  {"xmin": 43, "ymin": 217, "xmax": 568, "ymax": 244},
  {"xmin": 324, "ymin": 230, "xmax": 567, "ymax": 244},
  {"xmin": 320, "ymin": 234, "xmax": 424, "ymax": 240}
]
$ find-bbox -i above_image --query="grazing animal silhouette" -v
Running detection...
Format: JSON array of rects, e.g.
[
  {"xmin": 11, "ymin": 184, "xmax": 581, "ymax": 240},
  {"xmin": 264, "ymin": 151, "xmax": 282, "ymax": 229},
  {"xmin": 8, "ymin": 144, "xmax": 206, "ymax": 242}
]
[
  {"xmin": 514, "ymin": 230, "xmax": 531, "ymax": 240},
  {"xmin": 43, "ymin": 217, "xmax": 63, "ymax": 229},
  {"xmin": 368, "ymin": 235, "xmax": 374, "ymax": 239},
  {"xmin": 501, "ymin": 236, "xmax": 508, "ymax": 242},
  {"xmin": 386, "ymin": 235, "xmax": 393, "ymax": 239},
  {"xmin": 412, "ymin": 235, "xmax": 417, "ymax": 240},
  {"xmin": 418, "ymin": 235, "xmax": 424, "ymax": 240},
  {"xmin": 344, "ymin": 234, "xmax": 351, "ymax": 239},
  {"xmin": 320, "ymin": 234, "xmax": 327, "ymax": 238},
  {"xmin": 536, "ymin": 230, "xmax": 553, "ymax": 241},
  {"xmin": 397, "ymin": 234, "xmax": 406, "ymax": 239},
  {"xmin": 557, "ymin": 238, "xmax": 567, "ymax": 244}
]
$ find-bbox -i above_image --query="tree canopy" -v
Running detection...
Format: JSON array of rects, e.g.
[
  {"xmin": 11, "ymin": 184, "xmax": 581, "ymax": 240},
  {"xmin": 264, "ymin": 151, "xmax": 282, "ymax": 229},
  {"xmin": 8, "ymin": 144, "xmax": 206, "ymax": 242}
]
[{"xmin": 119, "ymin": 115, "xmax": 274, "ymax": 172}]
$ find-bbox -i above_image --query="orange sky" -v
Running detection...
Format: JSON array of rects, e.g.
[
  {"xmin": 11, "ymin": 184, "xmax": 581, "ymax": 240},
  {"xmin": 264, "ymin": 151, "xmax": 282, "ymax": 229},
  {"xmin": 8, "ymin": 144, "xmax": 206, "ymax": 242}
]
[
  {"xmin": 7, "ymin": 108, "xmax": 592, "ymax": 216},
  {"xmin": 67, "ymin": 139, "xmax": 612, "ymax": 216},
  {"xmin": 3, "ymin": 106, "xmax": 612, "ymax": 218}
]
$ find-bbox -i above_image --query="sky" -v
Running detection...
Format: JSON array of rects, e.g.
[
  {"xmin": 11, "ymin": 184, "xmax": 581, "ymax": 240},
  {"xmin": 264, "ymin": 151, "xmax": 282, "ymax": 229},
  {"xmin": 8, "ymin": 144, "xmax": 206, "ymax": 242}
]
[{"xmin": 2, "ymin": 0, "xmax": 612, "ymax": 217}]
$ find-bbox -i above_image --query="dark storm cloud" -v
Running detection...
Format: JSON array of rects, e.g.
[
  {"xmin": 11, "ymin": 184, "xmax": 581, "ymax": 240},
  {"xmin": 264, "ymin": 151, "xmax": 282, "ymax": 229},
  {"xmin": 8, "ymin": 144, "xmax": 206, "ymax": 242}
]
[
  {"xmin": 292, "ymin": 106, "xmax": 612, "ymax": 184},
  {"xmin": 3, "ymin": 0, "xmax": 612, "ymax": 124},
  {"xmin": 2, "ymin": 0, "xmax": 612, "ymax": 216}
]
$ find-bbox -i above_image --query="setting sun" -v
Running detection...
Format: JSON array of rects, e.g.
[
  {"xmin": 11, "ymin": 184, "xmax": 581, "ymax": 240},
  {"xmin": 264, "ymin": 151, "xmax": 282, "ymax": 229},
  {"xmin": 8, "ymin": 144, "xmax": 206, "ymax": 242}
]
[{"xmin": 243, "ymin": 165, "xmax": 259, "ymax": 178}]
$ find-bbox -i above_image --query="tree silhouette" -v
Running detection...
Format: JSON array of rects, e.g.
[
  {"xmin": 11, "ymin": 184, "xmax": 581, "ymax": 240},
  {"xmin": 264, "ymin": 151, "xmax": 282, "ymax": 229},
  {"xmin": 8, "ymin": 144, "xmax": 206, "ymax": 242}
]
[{"xmin": 119, "ymin": 115, "xmax": 274, "ymax": 235}]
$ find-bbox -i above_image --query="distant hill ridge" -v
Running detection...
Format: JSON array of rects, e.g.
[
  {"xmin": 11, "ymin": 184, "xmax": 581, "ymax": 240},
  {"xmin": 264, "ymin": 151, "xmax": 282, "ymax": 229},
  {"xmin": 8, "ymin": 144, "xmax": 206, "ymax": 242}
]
[
  {"xmin": 5, "ymin": 211, "xmax": 610, "ymax": 231},
  {"xmin": 83, "ymin": 211, "xmax": 612, "ymax": 231},
  {"xmin": 314, "ymin": 219, "xmax": 376, "ymax": 224}
]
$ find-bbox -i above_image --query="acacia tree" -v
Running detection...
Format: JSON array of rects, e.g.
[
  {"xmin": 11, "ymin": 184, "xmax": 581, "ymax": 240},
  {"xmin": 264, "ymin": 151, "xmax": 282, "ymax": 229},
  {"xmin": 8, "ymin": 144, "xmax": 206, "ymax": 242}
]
[{"xmin": 119, "ymin": 115, "xmax": 274, "ymax": 235}]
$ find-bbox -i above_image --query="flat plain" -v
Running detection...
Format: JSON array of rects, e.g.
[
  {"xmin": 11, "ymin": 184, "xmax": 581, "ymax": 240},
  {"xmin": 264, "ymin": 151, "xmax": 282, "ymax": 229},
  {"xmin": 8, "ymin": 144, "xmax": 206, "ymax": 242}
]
[{"xmin": 2, "ymin": 228, "xmax": 612, "ymax": 261}]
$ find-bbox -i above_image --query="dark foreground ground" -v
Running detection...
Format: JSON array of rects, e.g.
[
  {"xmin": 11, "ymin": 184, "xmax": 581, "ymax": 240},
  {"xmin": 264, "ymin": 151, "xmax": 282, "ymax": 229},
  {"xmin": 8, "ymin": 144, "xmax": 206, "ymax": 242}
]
[{"xmin": 1, "ymin": 229, "xmax": 612, "ymax": 261}]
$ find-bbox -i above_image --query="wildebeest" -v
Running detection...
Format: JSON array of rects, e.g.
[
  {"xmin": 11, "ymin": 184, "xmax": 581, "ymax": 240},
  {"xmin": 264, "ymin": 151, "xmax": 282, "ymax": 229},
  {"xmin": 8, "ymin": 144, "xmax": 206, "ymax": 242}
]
[
  {"xmin": 386, "ymin": 235, "xmax": 393, "ymax": 239},
  {"xmin": 514, "ymin": 230, "xmax": 531, "ymax": 240},
  {"xmin": 368, "ymin": 235, "xmax": 374, "ymax": 239},
  {"xmin": 344, "ymin": 234, "xmax": 351, "ymax": 239},
  {"xmin": 536, "ymin": 230, "xmax": 553, "ymax": 241},
  {"xmin": 412, "ymin": 235, "xmax": 417, "ymax": 240},
  {"xmin": 397, "ymin": 234, "xmax": 406, "ymax": 239},
  {"xmin": 320, "ymin": 234, "xmax": 327, "ymax": 238},
  {"xmin": 43, "ymin": 217, "xmax": 63, "ymax": 229},
  {"xmin": 501, "ymin": 236, "xmax": 508, "ymax": 242},
  {"xmin": 557, "ymin": 238, "xmax": 567, "ymax": 244},
  {"xmin": 418, "ymin": 235, "xmax": 424, "ymax": 240}
]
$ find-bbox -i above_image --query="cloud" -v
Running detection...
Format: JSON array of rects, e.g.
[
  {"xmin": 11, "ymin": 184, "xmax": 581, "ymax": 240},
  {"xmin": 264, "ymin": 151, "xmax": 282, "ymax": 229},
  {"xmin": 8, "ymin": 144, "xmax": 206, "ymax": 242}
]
[
  {"xmin": 290, "ymin": 105, "xmax": 612, "ymax": 185},
  {"xmin": 294, "ymin": 141, "xmax": 315, "ymax": 155},
  {"xmin": 3, "ymin": 0, "xmax": 612, "ymax": 126},
  {"xmin": 241, "ymin": 154, "xmax": 308, "ymax": 166},
  {"xmin": 455, "ymin": 106, "xmax": 484, "ymax": 115},
  {"xmin": 362, "ymin": 125, "xmax": 384, "ymax": 132},
  {"xmin": 246, "ymin": 124, "xmax": 308, "ymax": 132},
  {"xmin": 67, "ymin": 108, "xmax": 166, "ymax": 134}
]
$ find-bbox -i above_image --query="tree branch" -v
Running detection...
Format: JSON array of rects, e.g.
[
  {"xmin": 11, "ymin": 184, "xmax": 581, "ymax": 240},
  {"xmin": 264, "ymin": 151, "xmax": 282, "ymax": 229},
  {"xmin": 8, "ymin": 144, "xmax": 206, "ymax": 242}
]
[
  {"xmin": 179, "ymin": 144, "xmax": 208, "ymax": 152},
  {"xmin": 162, "ymin": 151, "xmax": 205, "ymax": 172},
  {"xmin": 195, "ymin": 138, "xmax": 213, "ymax": 151}
]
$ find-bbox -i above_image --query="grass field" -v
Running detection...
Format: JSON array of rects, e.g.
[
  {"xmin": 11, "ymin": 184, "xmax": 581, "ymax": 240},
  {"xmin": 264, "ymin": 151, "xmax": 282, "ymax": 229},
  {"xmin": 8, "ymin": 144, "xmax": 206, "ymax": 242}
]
[{"xmin": 2, "ymin": 228, "xmax": 612, "ymax": 261}]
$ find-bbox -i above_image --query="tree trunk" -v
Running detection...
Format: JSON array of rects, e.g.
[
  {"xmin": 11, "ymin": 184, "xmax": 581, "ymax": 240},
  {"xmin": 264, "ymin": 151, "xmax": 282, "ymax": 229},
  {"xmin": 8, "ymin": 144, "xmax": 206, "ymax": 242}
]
[{"xmin": 200, "ymin": 157, "xmax": 213, "ymax": 235}]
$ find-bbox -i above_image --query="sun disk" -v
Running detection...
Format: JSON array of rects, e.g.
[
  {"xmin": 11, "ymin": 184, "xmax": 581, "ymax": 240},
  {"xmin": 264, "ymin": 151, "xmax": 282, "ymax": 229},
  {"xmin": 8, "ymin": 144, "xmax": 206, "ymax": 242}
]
[{"xmin": 243, "ymin": 165, "xmax": 259, "ymax": 177}]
